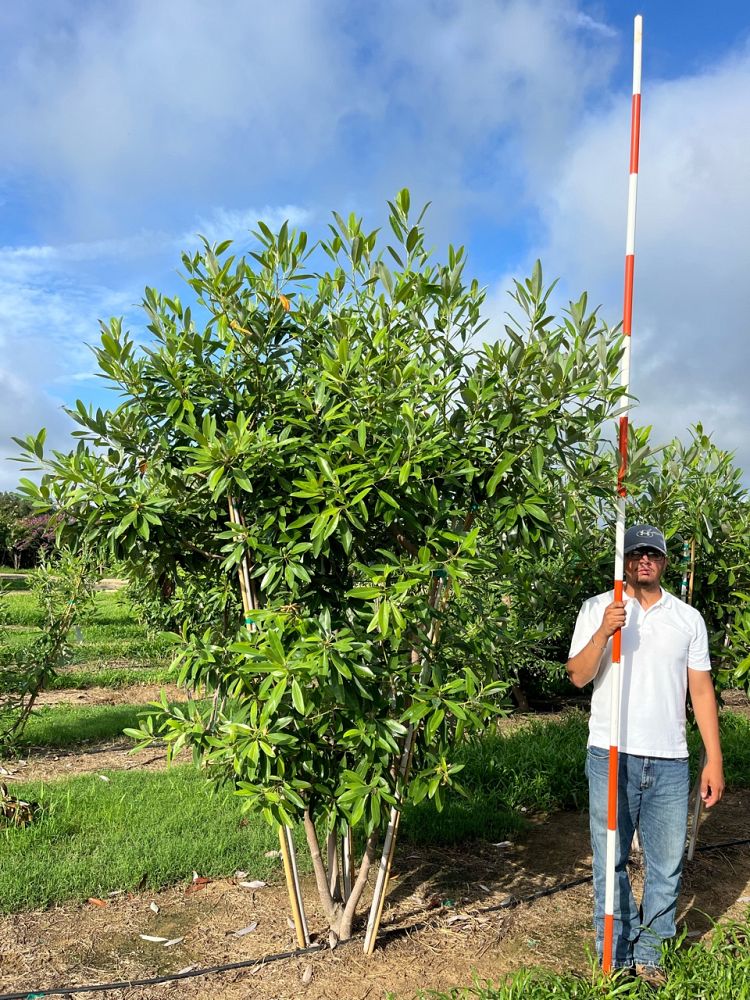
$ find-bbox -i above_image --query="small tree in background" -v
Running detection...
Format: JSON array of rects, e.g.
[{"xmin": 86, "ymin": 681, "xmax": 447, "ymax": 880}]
[
  {"xmin": 15, "ymin": 193, "xmax": 623, "ymax": 938},
  {"xmin": 9, "ymin": 513, "xmax": 55, "ymax": 570},
  {"xmin": 0, "ymin": 549, "xmax": 95, "ymax": 747},
  {"xmin": 632, "ymin": 425, "xmax": 750, "ymax": 693},
  {"xmin": 0, "ymin": 492, "xmax": 34, "ymax": 568}
]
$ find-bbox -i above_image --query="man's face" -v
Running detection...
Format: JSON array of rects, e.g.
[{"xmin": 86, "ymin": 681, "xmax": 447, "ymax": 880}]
[{"xmin": 624, "ymin": 546, "xmax": 667, "ymax": 587}]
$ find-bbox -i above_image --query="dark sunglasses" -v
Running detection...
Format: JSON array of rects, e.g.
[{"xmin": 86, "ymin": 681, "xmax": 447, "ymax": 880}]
[{"xmin": 626, "ymin": 547, "xmax": 665, "ymax": 560}]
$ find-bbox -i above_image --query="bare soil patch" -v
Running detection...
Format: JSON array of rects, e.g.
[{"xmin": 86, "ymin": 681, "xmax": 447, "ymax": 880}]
[
  {"xmin": 33, "ymin": 683, "xmax": 182, "ymax": 708},
  {"xmin": 0, "ymin": 739, "xmax": 189, "ymax": 783},
  {"xmin": 1, "ymin": 795, "xmax": 748, "ymax": 1000},
  {"xmin": 721, "ymin": 687, "xmax": 750, "ymax": 720}
]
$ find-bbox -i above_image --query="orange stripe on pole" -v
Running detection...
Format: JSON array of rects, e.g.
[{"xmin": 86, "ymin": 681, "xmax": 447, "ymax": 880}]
[
  {"xmin": 602, "ymin": 913, "xmax": 615, "ymax": 969},
  {"xmin": 611, "ymin": 578, "xmax": 623, "ymax": 662},
  {"xmin": 622, "ymin": 255, "xmax": 635, "ymax": 335},
  {"xmin": 629, "ymin": 95, "xmax": 641, "ymax": 173}
]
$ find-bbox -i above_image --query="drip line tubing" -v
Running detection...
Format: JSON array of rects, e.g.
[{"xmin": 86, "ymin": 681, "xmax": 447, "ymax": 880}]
[{"xmin": 2, "ymin": 836, "xmax": 748, "ymax": 1000}]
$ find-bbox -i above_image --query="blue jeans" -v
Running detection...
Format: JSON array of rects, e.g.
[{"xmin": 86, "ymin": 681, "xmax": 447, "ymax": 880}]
[{"xmin": 586, "ymin": 746, "xmax": 689, "ymax": 968}]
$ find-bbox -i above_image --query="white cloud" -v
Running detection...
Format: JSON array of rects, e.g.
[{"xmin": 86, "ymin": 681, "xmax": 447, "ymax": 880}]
[
  {"xmin": 181, "ymin": 204, "xmax": 312, "ymax": 250},
  {"xmin": 0, "ymin": 0, "xmax": 615, "ymax": 241},
  {"xmin": 0, "ymin": 200, "xmax": 313, "ymax": 491},
  {"xmin": 522, "ymin": 43, "xmax": 750, "ymax": 475},
  {"xmin": 0, "ymin": 1, "xmax": 360, "ymax": 238}
]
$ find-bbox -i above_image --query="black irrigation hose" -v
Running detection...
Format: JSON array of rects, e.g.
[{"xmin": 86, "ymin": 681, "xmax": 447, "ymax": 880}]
[
  {"xmin": 3, "ymin": 836, "xmax": 749, "ymax": 1000},
  {"xmin": 0, "ymin": 943, "xmax": 331, "ymax": 1000}
]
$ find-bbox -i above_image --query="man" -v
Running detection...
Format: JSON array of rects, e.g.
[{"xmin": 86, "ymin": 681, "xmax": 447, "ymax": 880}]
[{"xmin": 566, "ymin": 524, "xmax": 724, "ymax": 979}]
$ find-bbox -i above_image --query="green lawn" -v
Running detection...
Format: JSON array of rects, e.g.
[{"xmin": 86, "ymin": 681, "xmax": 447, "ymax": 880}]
[
  {"xmin": 0, "ymin": 589, "xmax": 175, "ymax": 682},
  {"xmin": 0, "ymin": 766, "xmax": 293, "ymax": 912},
  {"xmin": 16, "ymin": 702, "xmax": 162, "ymax": 749},
  {"xmin": 426, "ymin": 913, "xmax": 750, "ymax": 998},
  {"xmin": 2, "ymin": 709, "xmax": 748, "ymax": 912}
]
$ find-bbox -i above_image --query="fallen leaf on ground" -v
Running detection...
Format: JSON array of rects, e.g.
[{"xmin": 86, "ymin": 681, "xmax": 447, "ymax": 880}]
[
  {"xmin": 234, "ymin": 870, "xmax": 248, "ymax": 879},
  {"xmin": 163, "ymin": 937, "xmax": 184, "ymax": 947},
  {"xmin": 140, "ymin": 934, "xmax": 170, "ymax": 943},
  {"xmin": 186, "ymin": 877, "xmax": 212, "ymax": 894},
  {"xmin": 238, "ymin": 880, "xmax": 267, "ymax": 889},
  {"xmin": 301, "ymin": 964, "xmax": 313, "ymax": 985},
  {"xmin": 87, "ymin": 898, "xmax": 107, "ymax": 907},
  {"xmin": 287, "ymin": 917, "xmax": 296, "ymax": 930},
  {"xmin": 149, "ymin": 902, "xmax": 159, "ymax": 913},
  {"xmin": 232, "ymin": 922, "xmax": 258, "ymax": 937},
  {"xmin": 98, "ymin": 775, "xmax": 110, "ymax": 782},
  {"xmin": 264, "ymin": 850, "xmax": 281, "ymax": 858}
]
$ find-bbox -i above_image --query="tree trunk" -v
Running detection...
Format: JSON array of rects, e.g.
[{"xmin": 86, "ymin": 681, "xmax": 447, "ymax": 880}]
[{"xmin": 302, "ymin": 811, "xmax": 379, "ymax": 942}]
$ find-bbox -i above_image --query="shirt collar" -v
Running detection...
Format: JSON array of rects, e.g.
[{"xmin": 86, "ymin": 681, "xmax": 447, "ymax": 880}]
[{"xmin": 623, "ymin": 587, "xmax": 671, "ymax": 610}]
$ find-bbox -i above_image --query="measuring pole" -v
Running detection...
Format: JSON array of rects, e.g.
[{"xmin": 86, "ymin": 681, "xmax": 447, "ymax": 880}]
[
  {"xmin": 228, "ymin": 497, "xmax": 310, "ymax": 947},
  {"xmin": 603, "ymin": 14, "xmax": 643, "ymax": 974}
]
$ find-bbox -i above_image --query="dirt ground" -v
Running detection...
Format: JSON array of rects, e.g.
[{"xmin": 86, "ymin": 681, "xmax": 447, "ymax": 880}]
[
  {"xmin": 0, "ymin": 795, "xmax": 748, "ymax": 999},
  {"xmin": 0, "ymin": 691, "xmax": 748, "ymax": 999}
]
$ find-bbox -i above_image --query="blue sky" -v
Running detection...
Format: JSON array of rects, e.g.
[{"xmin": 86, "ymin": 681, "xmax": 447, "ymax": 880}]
[{"xmin": 1, "ymin": 0, "xmax": 749, "ymax": 490}]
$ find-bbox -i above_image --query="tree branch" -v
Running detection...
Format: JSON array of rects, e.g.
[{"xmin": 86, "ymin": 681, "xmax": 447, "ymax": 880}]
[
  {"xmin": 338, "ymin": 829, "xmax": 378, "ymax": 939},
  {"xmin": 303, "ymin": 810, "xmax": 338, "ymax": 922}
]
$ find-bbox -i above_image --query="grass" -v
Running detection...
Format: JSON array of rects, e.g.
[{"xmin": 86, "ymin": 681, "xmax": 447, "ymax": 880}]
[
  {"xmin": 402, "ymin": 713, "xmax": 590, "ymax": 845},
  {"xmin": 14, "ymin": 703, "xmax": 157, "ymax": 749},
  {"xmin": 421, "ymin": 914, "xmax": 750, "ymax": 998},
  {"xmin": 0, "ymin": 568, "xmax": 31, "ymax": 589},
  {"xmin": 0, "ymin": 706, "xmax": 745, "ymax": 914},
  {"xmin": 0, "ymin": 591, "xmax": 173, "ymax": 672},
  {"xmin": 0, "ymin": 766, "xmax": 305, "ymax": 912},
  {"xmin": 48, "ymin": 666, "xmax": 174, "ymax": 689}
]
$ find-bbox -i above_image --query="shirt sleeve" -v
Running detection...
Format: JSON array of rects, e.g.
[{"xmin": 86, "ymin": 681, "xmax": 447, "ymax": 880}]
[
  {"xmin": 568, "ymin": 599, "xmax": 595, "ymax": 659},
  {"xmin": 687, "ymin": 611, "xmax": 711, "ymax": 671}
]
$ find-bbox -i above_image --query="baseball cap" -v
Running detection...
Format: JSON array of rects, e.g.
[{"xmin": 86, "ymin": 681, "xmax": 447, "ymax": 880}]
[{"xmin": 624, "ymin": 524, "xmax": 667, "ymax": 556}]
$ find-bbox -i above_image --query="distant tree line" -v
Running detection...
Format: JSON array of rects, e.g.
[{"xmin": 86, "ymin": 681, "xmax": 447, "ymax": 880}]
[{"xmin": 0, "ymin": 492, "xmax": 54, "ymax": 569}]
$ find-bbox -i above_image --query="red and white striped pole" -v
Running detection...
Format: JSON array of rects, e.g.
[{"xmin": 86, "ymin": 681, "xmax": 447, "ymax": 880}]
[{"xmin": 603, "ymin": 14, "xmax": 643, "ymax": 974}]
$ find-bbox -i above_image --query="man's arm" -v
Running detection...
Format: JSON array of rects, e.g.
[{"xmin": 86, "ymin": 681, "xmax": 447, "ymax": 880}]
[
  {"xmin": 566, "ymin": 600, "xmax": 626, "ymax": 688},
  {"xmin": 688, "ymin": 668, "xmax": 724, "ymax": 808}
]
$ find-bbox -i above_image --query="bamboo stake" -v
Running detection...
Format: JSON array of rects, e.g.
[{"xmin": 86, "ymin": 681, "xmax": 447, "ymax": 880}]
[
  {"xmin": 603, "ymin": 15, "xmax": 643, "ymax": 974},
  {"xmin": 342, "ymin": 827, "xmax": 353, "ymax": 900},
  {"xmin": 363, "ymin": 575, "xmax": 446, "ymax": 954},
  {"xmin": 279, "ymin": 824, "xmax": 311, "ymax": 946},
  {"xmin": 327, "ymin": 832, "xmax": 340, "ymax": 899},
  {"xmin": 227, "ymin": 496, "xmax": 310, "ymax": 947}
]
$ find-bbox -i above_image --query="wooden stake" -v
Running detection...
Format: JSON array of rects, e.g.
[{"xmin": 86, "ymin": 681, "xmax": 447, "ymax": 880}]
[
  {"xmin": 227, "ymin": 495, "xmax": 309, "ymax": 947},
  {"xmin": 279, "ymin": 825, "xmax": 310, "ymax": 946},
  {"xmin": 327, "ymin": 831, "xmax": 340, "ymax": 899},
  {"xmin": 342, "ymin": 827, "xmax": 353, "ymax": 901},
  {"xmin": 364, "ymin": 576, "xmax": 446, "ymax": 953}
]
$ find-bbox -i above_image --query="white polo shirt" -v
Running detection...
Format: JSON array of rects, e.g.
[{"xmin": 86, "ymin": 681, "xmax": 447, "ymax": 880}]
[{"xmin": 569, "ymin": 588, "xmax": 711, "ymax": 758}]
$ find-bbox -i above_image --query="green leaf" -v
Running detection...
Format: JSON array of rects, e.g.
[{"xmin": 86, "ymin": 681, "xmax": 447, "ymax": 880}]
[{"xmin": 291, "ymin": 679, "xmax": 305, "ymax": 714}]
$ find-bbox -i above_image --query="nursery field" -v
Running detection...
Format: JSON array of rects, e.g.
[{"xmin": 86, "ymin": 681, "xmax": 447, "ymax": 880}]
[{"xmin": 1, "ymin": 584, "xmax": 750, "ymax": 999}]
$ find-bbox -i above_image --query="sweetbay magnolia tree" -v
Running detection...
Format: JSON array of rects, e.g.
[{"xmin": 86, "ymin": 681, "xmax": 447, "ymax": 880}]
[{"xmin": 16, "ymin": 193, "xmax": 622, "ymax": 940}]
